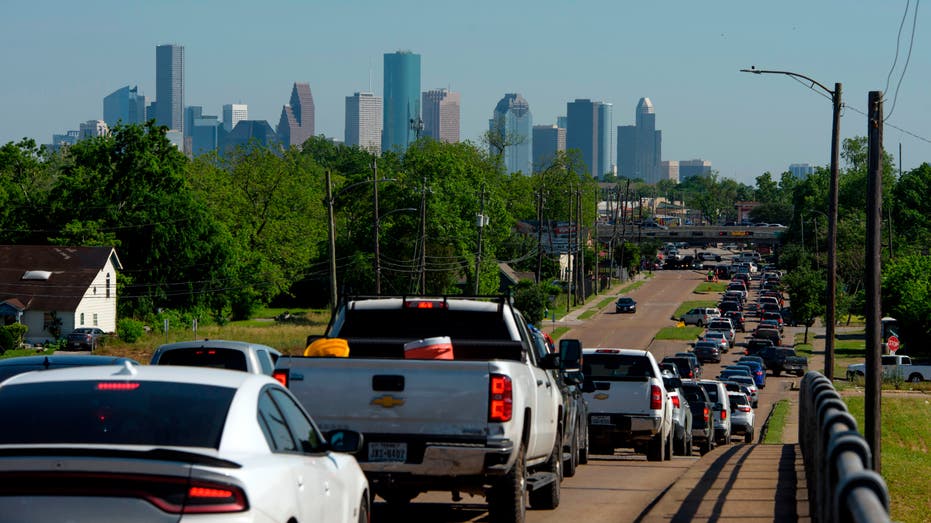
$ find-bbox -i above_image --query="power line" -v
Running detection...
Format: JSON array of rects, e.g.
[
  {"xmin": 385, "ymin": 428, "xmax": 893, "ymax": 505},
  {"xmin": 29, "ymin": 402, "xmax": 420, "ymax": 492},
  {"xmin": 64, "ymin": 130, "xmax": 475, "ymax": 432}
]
[
  {"xmin": 884, "ymin": 0, "xmax": 911, "ymax": 96},
  {"xmin": 885, "ymin": 0, "xmax": 920, "ymax": 121}
]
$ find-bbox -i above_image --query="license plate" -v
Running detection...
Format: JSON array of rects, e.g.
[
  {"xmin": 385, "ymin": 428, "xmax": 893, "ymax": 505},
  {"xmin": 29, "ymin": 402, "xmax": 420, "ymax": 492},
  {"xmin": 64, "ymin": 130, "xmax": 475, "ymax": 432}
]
[
  {"xmin": 368, "ymin": 442, "xmax": 407, "ymax": 462},
  {"xmin": 591, "ymin": 415, "xmax": 612, "ymax": 426}
]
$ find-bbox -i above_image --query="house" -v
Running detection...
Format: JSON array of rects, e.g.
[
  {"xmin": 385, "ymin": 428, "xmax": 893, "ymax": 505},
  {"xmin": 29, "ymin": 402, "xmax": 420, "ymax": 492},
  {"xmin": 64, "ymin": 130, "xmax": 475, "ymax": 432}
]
[{"xmin": 0, "ymin": 246, "xmax": 122, "ymax": 345}]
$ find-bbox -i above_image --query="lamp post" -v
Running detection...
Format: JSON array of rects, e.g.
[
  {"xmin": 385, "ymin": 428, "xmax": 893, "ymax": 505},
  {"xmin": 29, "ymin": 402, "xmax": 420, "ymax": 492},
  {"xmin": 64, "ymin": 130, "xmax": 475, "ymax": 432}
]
[{"xmin": 741, "ymin": 66, "xmax": 840, "ymax": 381}]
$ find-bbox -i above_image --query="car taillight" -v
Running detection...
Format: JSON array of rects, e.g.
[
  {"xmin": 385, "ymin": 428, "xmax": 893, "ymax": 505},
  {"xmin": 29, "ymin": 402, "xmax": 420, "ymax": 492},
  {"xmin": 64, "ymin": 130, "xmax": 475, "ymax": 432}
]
[
  {"xmin": 182, "ymin": 481, "xmax": 249, "ymax": 514},
  {"xmin": 703, "ymin": 406, "xmax": 710, "ymax": 423},
  {"xmin": 671, "ymin": 395, "xmax": 681, "ymax": 408},
  {"xmin": 687, "ymin": 369, "xmax": 694, "ymax": 378},
  {"xmin": 272, "ymin": 370, "xmax": 289, "ymax": 387},
  {"xmin": 489, "ymin": 374, "xmax": 513, "ymax": 422},
  {"xmin": 738, "ymin": 405, "xmax": 752, "ymax": 413},
  {"xmin": 650, "ymin": 385, "xmax": 663, "ymax": 410},
  {"xmin": 720, "ymin": 409, "xmax": 728, "ymax": 420}
]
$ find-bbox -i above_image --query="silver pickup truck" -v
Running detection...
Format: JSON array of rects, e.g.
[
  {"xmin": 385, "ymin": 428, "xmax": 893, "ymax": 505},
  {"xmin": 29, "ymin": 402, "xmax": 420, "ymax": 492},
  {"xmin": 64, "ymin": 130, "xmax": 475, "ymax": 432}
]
[
  {"xmin": 274, "ymin": 296, "xmax": 571, "ymax": 523},
  {"xmin": 149, "ymin": 339, "xmax": 281, "ymax": 375}
]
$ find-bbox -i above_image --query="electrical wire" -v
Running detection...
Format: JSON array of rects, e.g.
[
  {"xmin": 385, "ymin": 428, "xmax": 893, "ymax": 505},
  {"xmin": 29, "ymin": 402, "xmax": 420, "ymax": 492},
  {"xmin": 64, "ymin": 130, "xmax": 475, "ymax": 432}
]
[
  {"xmin": 885, "ymin": 0, "xmax": 920, "ymax": 121},
  {"xmin": 884, "ymin": 0, "xmax": 911, "ymax": 96}
]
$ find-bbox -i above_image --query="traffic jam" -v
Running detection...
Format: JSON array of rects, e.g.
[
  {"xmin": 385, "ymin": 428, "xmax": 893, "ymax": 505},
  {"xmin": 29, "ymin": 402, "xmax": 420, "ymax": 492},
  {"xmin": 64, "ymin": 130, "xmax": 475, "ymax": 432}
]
[{"xmin": 0, "ymin": 248, "xmax": 803, "ymax": 523}]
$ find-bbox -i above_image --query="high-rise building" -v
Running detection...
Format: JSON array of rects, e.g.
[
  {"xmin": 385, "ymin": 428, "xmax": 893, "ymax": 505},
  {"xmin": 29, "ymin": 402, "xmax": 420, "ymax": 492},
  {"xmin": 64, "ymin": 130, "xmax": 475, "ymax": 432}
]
[
  {"xmin": 422, "ymin": 88, "xmax": 460, "ymax": 143},
  {"xmin": 566, "ymin": 99, "xmax": 612, "ymax": 178},
  {"xmin": 222, "ymin": 120, "xmax": 278, "ymax": 157},
  {"xmin": 184, "ymin": 106, "xmax": 203, "ymax": 138},
  {"xmin": 191, "ymin": 114, "xmax": 220, "ymax": 157},
  {"xmin": 617, "ymin": 97, "xmax": 662, "ymax": 183},
  {"xmin": 489, "ymin": 93, "xmax": 533, "ymax": 174},
  {"xmin": 789, "ymin": 163, "xmax": 814, "ymax": 178},
  {"xmin": 103, "ymin": 85, "xmax": 147, "ymax": 128},
  {"xmin": 679, "ymin": 159, "xmax": 712, "ymax": 180},
  {"xmin": 532, "ymin": 124, "xmax": 565, "ymax": 172},
  {"xmin": 222, "ymin": 104, "xmax": 248, "ymax": 132},
  {"xmin": 155, "ymin": 44, "xmax": 184, "ymax": 133},
  {"xmin": 660, "ymin": 160, "xmax": 680, "ymax": 183},
  {"xmin": 556, "ymin": 116, "xmax": 568, "ymax": 130},
  {"xmin": 79, "ymin": 120, "xmax": 109, "ymax": 140},
  {"xmin": 345, "ymin": 91, "xmax": 382, "ymax": 153},
  {"xmin": 382, "ymin": 51, "xmax": 421, "ymax": 153},
  {"xmin": 278, "ymin": 83, "xmax": 315, "ymax": 148}
]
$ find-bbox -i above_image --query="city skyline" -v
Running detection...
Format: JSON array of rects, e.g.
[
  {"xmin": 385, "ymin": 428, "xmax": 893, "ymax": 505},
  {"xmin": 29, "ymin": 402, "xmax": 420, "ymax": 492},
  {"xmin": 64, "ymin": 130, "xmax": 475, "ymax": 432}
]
[{"xmin": 2, "ymin": 1, "xmax": 929, "ymax": 184}]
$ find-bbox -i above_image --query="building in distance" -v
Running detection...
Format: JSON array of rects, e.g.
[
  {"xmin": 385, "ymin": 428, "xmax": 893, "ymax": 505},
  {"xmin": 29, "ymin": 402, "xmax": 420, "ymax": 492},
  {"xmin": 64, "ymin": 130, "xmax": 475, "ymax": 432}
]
[
  {"xmin": 103, "ymin": 86, "xmax": 147, "ymax": 128},
  {"xmin": 789, "ymin": 163, "xmax": 814, "ymax": 178},
  {"xmin": 617, "ymin": 97, "xmax": 662, "ymax": 183},
  {"xmin": 223, "ymin": 104, "xmax": 248, "ymax": 133},
  {"xmin": 383, "ymin": 51, "xmax": 421, "ymax": 153},
  {"xmin": 660, "ymin": 160, "xmax": 679, "ymax": 183},
  {"xmin": 532, "ymin": 124, "xmax": 565, "ymax": 172},
  {"xmin": 345, "ymin": 91, "xmax": 382, "ymax": 154},
  {"xmin": 222, "ymin": 120, "xmax": 278, "ymax": 157},
  {"xmin": 79, "ymin": 120, "xmax": 108, "ymax": 140},
  {"xmin": 278, "ymin": 82, "xmax": 315, "ymax": 148},
  {"xmin": 679, "ymin": 159, "xmax": 712, "ymax": 180},
  {"xmin": 155, "ymin": 44, "xmax": 184, "ymax": 134},
  {"xmin": 422, "ymin": 88, "xmax": 460, "ymax": 143},
  {"xmin": 566, "ymin": 99, "xmax": 612, "ymax": 178},
  {"xmin": 489, "ymin": 93, "xmax": 533, "ymax": 175}
]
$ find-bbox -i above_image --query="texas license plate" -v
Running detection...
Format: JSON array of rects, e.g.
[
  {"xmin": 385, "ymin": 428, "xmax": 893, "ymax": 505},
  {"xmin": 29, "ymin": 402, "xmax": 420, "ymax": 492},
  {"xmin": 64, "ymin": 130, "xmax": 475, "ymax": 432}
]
[
  {"xmin": 591, "ymin": 415, "xmax": 613, "ymax": 426},
  {"xmin": 368, "ymin": 442, "xmax": 408, "ymax": 462}
]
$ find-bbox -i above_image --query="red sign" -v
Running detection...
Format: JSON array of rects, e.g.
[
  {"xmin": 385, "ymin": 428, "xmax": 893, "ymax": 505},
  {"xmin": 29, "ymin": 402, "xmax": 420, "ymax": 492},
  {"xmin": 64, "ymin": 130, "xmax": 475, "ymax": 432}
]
[{"xmin": 887, "ymin": 335, "xmax": 900, "ymax": 353}]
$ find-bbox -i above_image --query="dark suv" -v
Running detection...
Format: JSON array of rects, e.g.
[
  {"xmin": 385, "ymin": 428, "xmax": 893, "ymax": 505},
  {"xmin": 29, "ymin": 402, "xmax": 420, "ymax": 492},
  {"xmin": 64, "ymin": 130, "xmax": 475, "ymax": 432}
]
[
  {"xmin": 66, "ymin": 327, "xmax": 106, "ymax": 351},
  {"xmin": 662, "ymin": 356, "xmax": 702, "ymax": 380}
]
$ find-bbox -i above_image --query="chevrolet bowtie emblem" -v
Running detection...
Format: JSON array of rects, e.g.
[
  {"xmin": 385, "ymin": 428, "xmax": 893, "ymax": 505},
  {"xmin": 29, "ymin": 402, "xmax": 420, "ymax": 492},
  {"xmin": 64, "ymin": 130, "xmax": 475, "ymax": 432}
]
[
  {"xmin": 371, "ymin": 395, "xmax": 405, "ymax": 408},
  {"xmin": 594, "ymin": 393, "xmax": 610, "ymax": 400}
]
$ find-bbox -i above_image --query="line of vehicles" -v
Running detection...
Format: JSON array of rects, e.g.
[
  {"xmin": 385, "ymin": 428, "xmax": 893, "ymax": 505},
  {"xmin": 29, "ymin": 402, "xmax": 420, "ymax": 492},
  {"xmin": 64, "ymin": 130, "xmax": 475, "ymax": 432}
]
[{"xmin": 0, "ymin": 266, "xmax": 799, "ymax": 523}]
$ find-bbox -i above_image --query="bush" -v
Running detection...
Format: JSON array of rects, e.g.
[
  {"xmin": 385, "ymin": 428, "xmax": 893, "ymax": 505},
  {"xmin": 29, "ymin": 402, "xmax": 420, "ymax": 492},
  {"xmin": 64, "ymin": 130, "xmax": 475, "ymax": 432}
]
[
  {"xmin": 513, "ymin": 281, "xmax": 549, "ymax": 325},
  {"xmin": 117, "ymin": 319, "xmax": 145, "ymax": 343}
]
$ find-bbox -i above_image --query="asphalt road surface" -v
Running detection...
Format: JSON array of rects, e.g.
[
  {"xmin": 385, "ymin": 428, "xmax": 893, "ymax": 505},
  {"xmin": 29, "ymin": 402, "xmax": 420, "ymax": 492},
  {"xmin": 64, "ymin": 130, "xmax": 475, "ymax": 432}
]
[{"xmin": 372, "ymin": 269, "xmax": 801, "ymax": 522}]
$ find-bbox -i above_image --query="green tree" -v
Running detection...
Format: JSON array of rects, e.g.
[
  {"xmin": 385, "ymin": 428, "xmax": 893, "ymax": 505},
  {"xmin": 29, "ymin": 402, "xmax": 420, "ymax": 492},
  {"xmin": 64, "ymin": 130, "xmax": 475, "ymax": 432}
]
[
  {"xmin": 881, "ymin": 255, "xmax": 931, "ymax": 356},
  {"xmin": 613, "ymin": 241, "xmax": 641, "ymax": 276},
  {"xmin": 783, "ymin": 265, "xmax": 826, "ymax": 343}
]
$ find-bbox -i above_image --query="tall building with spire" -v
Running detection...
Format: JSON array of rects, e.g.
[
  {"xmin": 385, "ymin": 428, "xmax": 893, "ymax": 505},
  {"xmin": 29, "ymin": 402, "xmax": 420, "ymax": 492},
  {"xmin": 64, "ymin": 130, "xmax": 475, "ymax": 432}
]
[
  {"xmin": 278, "ymin": 83, "xmax": 315, "ymax": 148},
  {"xmin": 155, "ymin": 44, "xmax": 184, "ymax": 133},
  {"xmin": 617, "ymin": 97, "xmax": 662, "ymax": 183},
  {"xmin": 382, "ymin": 51, "xmax": 421, "ymax": 153},
  {"xmin": 489, "ymin": 93, "xmax": 533, "ymax": 174},
  {"xmin": 345, "ymin": 91, "xmax": 382, "ymax": 153},
  {"xmin": 422, "ymin": 88, "xmax": 460, "ymax": 143}
]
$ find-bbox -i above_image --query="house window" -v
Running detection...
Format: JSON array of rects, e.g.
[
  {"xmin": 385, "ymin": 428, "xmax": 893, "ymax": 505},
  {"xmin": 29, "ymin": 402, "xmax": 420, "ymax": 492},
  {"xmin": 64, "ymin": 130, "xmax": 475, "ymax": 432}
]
[
  {"xmin": 106, "ymin": 274, "xmax": 111, "ymax": 299},
  {"xmin": 80, "ymin": 313, "xmax": 85, "ymax": 326},
  {"xmin": 93, "ymin": 286, "xmax": 96, "ymax": 295},
  {"xmin": 93, "ymin": 313, "xmax": 98, "ymax": 326}
]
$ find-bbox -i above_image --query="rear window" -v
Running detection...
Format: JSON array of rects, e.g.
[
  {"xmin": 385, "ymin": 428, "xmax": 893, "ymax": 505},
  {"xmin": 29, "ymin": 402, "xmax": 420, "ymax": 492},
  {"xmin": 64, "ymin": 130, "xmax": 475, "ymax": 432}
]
[
  {"xmin": 699, "ymin": 383, "xmax": 720, "ymax": 402},
  {"xmin": 0, "ymin": 381, "xmax": 235, "ymax": 448},
  {"xmin": 584, "ymin": 354, "xmax": 654, "ymax": 380},
  {"xmin": 336, "ymin": 309, "xmax": 510, "ymax": 340},
  {"xmin": 680, "ymin": 384, "xmax": 707, "ymax": 404},
  {"xmin": 156, "ymin": 348, "xmax": 248, "ymax": 372}
]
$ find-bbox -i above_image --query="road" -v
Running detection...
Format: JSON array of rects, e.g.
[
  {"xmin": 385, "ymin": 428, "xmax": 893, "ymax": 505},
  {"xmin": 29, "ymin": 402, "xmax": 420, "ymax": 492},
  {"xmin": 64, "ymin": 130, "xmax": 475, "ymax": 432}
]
[{"xmin": 371, "ymin": 269, "xmax": 801, "ymax": 522}]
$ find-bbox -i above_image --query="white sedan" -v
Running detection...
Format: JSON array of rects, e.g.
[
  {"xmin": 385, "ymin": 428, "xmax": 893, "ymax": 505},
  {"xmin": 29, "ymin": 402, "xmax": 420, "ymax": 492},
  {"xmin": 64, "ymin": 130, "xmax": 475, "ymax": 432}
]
[{"xmin": 0, "ymin": 363, "xmax": 370, "ymax": 523}]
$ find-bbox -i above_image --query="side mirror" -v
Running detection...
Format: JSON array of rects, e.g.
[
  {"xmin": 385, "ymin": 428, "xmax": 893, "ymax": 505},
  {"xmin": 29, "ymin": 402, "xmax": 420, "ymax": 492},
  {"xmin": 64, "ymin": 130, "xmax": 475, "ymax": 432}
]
[
  {"xmin": 562, "ymin": 370, "xmax": 583, "ymax": 385},
  {"xmin": 559, "ymin": 339, "xmax": 583, "ymax": 373},
  {"xmin": 539, "ymin": 352, "xmax": 561, "ymax": 370},
  {"xmin": 325, "ymin": 429, "xmax": 364, "ymax": 454}
]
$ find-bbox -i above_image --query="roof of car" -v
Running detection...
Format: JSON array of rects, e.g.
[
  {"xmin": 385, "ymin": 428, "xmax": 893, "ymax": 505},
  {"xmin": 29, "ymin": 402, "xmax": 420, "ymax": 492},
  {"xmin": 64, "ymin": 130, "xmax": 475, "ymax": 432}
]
[
  {"xmin": 0, "ymin": 363, "xmax": 275, "ymax": 389},
  {"xmin": 154, "ymin": 339, "xmax": 281, "ymax": 356},
  {"xmin": 583, "ymin": 348, "xmax": 649, "ymax": 357}
]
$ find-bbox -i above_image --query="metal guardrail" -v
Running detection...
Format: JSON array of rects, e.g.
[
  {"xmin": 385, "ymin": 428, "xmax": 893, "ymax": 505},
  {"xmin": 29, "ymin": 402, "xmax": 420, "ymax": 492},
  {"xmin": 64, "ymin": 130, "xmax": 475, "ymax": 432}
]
[{"xmin": 799, "ymin": 372, "xmax": 890, "ymax": 523}]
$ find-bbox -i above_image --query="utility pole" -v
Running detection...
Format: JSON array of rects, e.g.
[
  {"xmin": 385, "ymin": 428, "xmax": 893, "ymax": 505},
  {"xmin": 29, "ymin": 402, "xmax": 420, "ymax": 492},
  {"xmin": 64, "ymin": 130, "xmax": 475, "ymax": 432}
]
[
  {"xmin": 568, "ymin": 185, "xmax": 574, "ymax": 309},
  {"xmin": 825, "ymin": 82, "xmax": 842, "ymax": 381},
  {"xmin": 865, "ymin": 91, "xmax": 883, "ymax": 473},
  {"xmin": 577, "ymin": 189, "xmax": 584, "ymax": 303},
  {"xmin": 593, "ymin": 186, "xmax": 599, "ymax": 295},
  {"xmin": 474, "ymin": 184, "xmax": 486, "ymax": 295},
  {"xmin": 373, "ymin": 156, "xmax": 382, "ymax": 295},
  {"xmin": 325, "ymin": 170, "xmax": 338, "ymax": 311},
  {"xmin": 419, "ymin": 176, "xmax": 427, "ymax": 294},
  {"xmin": 536, "ymin": 182, "xmax": 544, "ymax": 283}
]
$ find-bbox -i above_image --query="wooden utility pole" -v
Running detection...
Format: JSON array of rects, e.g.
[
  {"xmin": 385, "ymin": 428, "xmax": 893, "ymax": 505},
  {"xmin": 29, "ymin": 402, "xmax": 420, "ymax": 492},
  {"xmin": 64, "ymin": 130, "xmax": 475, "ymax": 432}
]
[
  {"xmin": 325, "ymin": 170, "xmax": 338, "ymax": 311},
  {"xmin": 865, "ymin": 91, "xmax": 883, "ymax": 473},
  {"xmin": 373, "ymin": 157, "xmax": 382, "ymax": 295},
  {"xmin": 576, "ymin": 189, "xmax": 583, "ymax": 304},
  {"xmin": 824, "ymin": 82, "xmax": 842, "ymax": 380},
  {"xmin": 419, "ymin": 176, "xmax": 427, "ymax": 294},
  {"xmin": 536, "ymin": 182, "xmax": 544, "ymax": 283},
  {"xmin": 474, "ymin": 185, "xmax": 486, "ymax": 295}
]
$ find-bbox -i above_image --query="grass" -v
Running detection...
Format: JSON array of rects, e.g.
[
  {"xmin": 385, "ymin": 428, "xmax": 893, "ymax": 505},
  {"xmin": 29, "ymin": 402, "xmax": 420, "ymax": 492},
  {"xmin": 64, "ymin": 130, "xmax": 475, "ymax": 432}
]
[
  {"xmin": 672, "ymin": 300, "xmax": 718, "ymax": 320},
  {"xmin": 655, "ymin": 326, "xmax": 704, "ymax": 341},
  {"xmin": 549, "ymin": 326, "xmax": 571, "ymax": 340},
  {"xmin": 763, "ymin": 399, "xmax": 790, "ymax": 444},
  {"xmin": 693, "ymin": 281, "xmax": 728, "ymax": 294},
  {"xmin": 844, "ymin": 394, "xmax": 931, "ymax": 522},
  {"xmin": 0, "ymin": 347, "xmax": 58, "ymax": 359}
]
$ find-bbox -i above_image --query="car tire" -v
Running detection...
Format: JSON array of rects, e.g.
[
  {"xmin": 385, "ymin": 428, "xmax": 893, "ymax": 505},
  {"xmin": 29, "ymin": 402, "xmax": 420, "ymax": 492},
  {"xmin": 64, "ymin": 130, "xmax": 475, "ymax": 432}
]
[
  {"xmin": 564, "ymin": 426, "xmax": 579, "ymax": 478},
  {"xmin": 699, "ymin": 438, "xmax": 712, "ymax": 455},
  {"xmin": 673, "ymin": 430, "xmax": 685, "ymax": 456},
  {"xmin": 696, "ymin": 319, "xmax": 703, "ymax": 327},
  {"xmin": 686, "ymin": 433, "xmax": 693, "ymax": 456},
  {"xmin": 646, "ymin": 432, "xmax": 665, "ymax": 462},
  {"xmin": 578, "ymin": 425, "xmax": 589, "ymax": 465},
  {"xmin": 529, "ymin": 430, "xmax": 561, "ymax": 510},
  {"xmin": 358, "ymin": 496, "xmax": 370, "ymax": 523},
  {"xmin": 744, "ymin": 429, "xmax": 754, "ymax": 444},
  {"xmin": 487, "ymin": 444, "xmax": 527, "ymax": 523},
  {"xmin": 908, "ymin": 374, "xmax": 923, "ymax": 383},
  {"xmin": 664, "ymin": 429, "xmax": 673, "ymax": 461}
]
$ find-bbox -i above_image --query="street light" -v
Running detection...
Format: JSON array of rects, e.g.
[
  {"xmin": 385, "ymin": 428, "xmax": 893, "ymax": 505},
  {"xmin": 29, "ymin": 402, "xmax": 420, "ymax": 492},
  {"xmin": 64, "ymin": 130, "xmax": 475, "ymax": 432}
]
[{"xmin": 741, "ymin": 66, "xmax": 841, "ymax": 381}]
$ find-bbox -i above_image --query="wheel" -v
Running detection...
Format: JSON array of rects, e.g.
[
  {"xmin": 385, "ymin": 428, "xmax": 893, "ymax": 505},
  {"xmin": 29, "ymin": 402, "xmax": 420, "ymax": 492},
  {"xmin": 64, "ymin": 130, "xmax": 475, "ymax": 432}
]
[
  {"xmin": 908, "ymin": 374, "xmax": 923, "ymax": 383},
  {"xmin": 673, "ymin": 430, "xmax": 686, "ymax": 456},
  {"xmin": 699, "ymin": 438, "xmax": 712, "ymax": 455},
  {"xmin": 697, "ymin": 319, "xmax": 703, "ymax": 327},
  {"xmin": 529, "ymin": 431, "xmax": 561, "ymax": 510},
  {"xmin": 647, "ymin": 432, "xmax": 665, "ymax": 462},
  {"xmin": 563, "ymin": 426, "xmax": 579, "ymax": 478},
  {"xmin": 664, "ymin": 429, "xmax": 673, "ymax": 461},
  {"xmin": 578, "ymin": 425, "xmax": 589, "ymax": 465},
  {"xmin": 773, "ymin": 369, "xmax": 781, "ymax": 377},
  {"xmin": 358, "ymin": 496, "xmax": 370, "ymax": 523},
  {"xmin": 686, "ymin": 433, "xmax": 693, "ymax": 456},
  {"xmin": 487, "ymin": 445, "xmax": 526, "ymax": 523},
  {"xmin": 744, "ymin": 429, "xmax": 754, "ymax": 444}
]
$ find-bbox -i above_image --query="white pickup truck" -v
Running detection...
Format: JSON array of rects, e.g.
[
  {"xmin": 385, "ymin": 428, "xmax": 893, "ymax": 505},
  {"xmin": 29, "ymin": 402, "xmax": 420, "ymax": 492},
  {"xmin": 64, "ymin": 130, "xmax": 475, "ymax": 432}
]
[
  {"xmin": 846, "ymin": 354, "xmax": 931, "ymax": 383},
  {"xmin": 581, "ymin": 348, "xmax": 674, "ymax": 461},
  {"xmin": 273, "ymin": 296, "xmax": 569, "ymax": 523}
]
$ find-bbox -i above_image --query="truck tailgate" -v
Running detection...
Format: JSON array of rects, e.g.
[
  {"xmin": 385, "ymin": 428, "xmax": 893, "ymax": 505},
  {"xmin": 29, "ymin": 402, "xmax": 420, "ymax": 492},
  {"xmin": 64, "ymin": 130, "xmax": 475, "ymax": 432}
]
[{"xmin": 285, "ymin": 358, "xmax": 493, "ymax": 437}]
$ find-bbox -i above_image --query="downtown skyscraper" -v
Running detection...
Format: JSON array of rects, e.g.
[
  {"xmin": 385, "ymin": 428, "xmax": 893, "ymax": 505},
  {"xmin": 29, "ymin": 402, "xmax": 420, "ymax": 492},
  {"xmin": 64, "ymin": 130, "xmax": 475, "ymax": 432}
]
[
  {"xmin": 155, "ymin": 44, "xmax": 184, "ymax": 133},
  {"xmin": 223, "ymin": 104, "xmax": 248, "ymax": 132},
  {"xmin": 278, "ymin": 82, "xmax": 315, "ymax": 148},
  {"xmin": 566, "ymin": 99, "xmax": 612, "ymax": 178},
  {"xmin": 617, "ymin": 97, "xmax": 662, "ymax": 183},
  {"xmin": 489, "ymin": 93, "xmax": 532, "ymax": 174},
  {"xmin": 382, "ymin": 51, "xmax": 421, "ymax": 153},
  {"xmin": 103, "ymin": 86, "xmax": 146, "ymax": 128},
  {"xmin": 421, "ymin": 88, "xmax": 460, "ymax": 143},
  {"xmin": 345, "ymin": 91, "xmax": 383, "ymax": 153}
]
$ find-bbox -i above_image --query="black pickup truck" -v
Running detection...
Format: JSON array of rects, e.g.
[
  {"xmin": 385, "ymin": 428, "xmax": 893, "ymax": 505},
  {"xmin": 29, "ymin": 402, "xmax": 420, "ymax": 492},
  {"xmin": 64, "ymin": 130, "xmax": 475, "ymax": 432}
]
[
  {"xmin": 679, "ymin": 381, "xmax": 715, "ymax": 455},
  {"xmin": 757, "ymin": 346, "xmax": 809, "ymax": 377}
]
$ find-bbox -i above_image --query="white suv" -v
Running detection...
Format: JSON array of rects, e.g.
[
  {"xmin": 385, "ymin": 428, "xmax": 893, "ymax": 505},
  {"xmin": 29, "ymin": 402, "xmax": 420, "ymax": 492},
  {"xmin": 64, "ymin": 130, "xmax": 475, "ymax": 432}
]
[{"xmin": 681, "ymin": 307, "xmax": 721, "ymax": 327}]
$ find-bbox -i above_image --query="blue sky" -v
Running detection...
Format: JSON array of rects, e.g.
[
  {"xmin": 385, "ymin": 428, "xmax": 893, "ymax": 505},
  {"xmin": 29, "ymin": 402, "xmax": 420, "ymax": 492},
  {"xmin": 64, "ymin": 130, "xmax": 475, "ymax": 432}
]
[{"xmin": 2, "ymin": 1, "xmax": 928, "ymax": 185}]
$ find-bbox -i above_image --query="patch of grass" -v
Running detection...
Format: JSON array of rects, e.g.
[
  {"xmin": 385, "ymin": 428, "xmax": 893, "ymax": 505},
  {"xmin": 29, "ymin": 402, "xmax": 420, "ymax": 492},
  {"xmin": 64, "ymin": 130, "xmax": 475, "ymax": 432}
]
[
  {"xmin": 795, "ymin": 342, "xmax": 814, "ymax": 357},
  {"xmin": 620, "ymin": 280, "xmax": 646, "ymax": 293},
  {"xmin": 672, "ymin": 300, "xmax": 718, "ymax": 320},
  {"xmin": 1, "ymin": 347, "xmax": 57, "ymax": 359},
  {"xmin": 549, "ymin": 327, "xmax": 571, "ymax": 340},
  {"xmin": 694, "ymin": 281, "xmax": 728, "ymax": 294},
  {"xmin": 595, "ymin": 296, "xmax": 616, "ymax": 309},
  {"xmin": 763, "ymin": 399, "xmax": 790, "ymax": 444},
  {"xmin": 844, "ymin": 395, "xmax": 931, "ymax": 523},
  {"xmin": 578, "ymin": 309, "xmax": 599, "ymax": 321},
  {"xmin": 655, "ymin": 326, "xmax": 704, "ymax": 341}
]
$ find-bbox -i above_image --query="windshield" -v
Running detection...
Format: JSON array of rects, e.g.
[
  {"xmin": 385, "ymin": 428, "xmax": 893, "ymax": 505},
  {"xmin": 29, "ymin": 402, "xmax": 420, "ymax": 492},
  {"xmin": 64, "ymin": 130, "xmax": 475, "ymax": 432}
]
[{"xmin": 0, "ymin": 381, "xmax": 235, "ymax": 448}]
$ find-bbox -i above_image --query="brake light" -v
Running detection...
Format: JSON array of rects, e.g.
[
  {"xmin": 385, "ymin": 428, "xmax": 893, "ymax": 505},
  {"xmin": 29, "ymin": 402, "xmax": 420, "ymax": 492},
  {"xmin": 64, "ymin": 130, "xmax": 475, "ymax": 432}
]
[
  {"xmin": 671, "ymin": 395, "xmax": 681, "ymax": 408},
  {"xmin": 650, "ymin": 385, "xmax": 663, "ymax": 410},
  {"xmin": 489, "ymin": 374, "xmax": 513, "ymax": 422},
  {"xmin": 182, "ymin": 481, "xmax": 248, "ymax": 514},
  {"xmin": 703, "ymin": 406, "xmax": 710, "ymax": 423},
  {"xmin": 687, "ymin": 369, "xmax": 694, "ymax": 378},
  {"xmin": 405, "ymin": 300, "xmax": 447, "ymax": 309},
  {"xmin": 720, "ymin": 409, "xmax": 728, "ymax": 421},
  {"xmin": 96, "ymin": 382, "xmax": 140, "ymax": 391},
  {"xmin": 738, "ymin": 405, "xmax": 752, "ymax": 413},
  {"xmin": 595, "ymin": 349, "xmax": 621, "ymax": 353},
  {"xmin": 272, "ymin": 370, "xmax": 289, "ymax": 387}
]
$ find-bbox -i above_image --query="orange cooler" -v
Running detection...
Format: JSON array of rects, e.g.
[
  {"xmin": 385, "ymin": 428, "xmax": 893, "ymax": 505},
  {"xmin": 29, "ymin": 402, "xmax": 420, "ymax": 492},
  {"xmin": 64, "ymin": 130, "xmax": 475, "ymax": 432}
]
[{"xmin": 403, "ymin": 336, "xmax": 454, "ymax": 360}]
